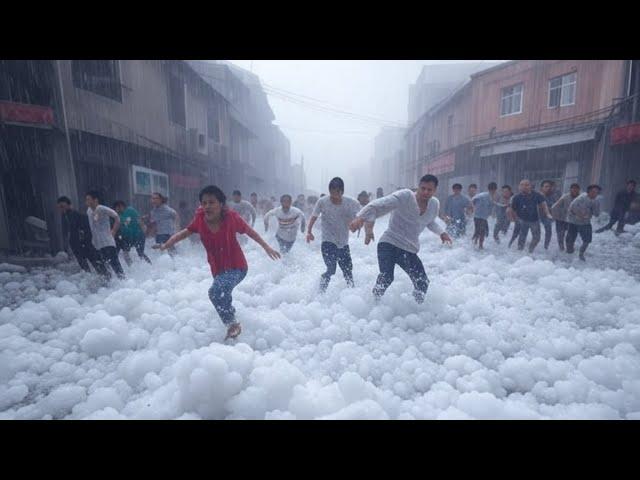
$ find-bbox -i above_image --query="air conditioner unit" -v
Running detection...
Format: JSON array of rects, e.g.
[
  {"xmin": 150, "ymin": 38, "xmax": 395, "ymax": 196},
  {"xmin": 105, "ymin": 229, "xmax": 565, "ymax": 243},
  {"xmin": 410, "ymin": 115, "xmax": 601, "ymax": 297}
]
[{"xmin": 188, "ymin": 128, "xmax": 207, "ymax": 155}]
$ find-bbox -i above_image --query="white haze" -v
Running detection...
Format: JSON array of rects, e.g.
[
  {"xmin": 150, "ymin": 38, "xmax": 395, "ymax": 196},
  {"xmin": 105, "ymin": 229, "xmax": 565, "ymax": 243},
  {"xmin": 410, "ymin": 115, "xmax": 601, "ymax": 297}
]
[{"xmin": 228, "ymin": 60, "xmax": 500, "ymax": 195}]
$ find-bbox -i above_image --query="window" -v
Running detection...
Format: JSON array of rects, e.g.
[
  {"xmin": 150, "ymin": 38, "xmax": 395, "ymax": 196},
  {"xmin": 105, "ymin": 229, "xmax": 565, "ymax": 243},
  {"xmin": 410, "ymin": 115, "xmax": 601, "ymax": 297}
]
[
  {"xmin": 132, "ymin": 165, "xmax": 169, "ymax": 198},
  {"xmin": 500, "ymin": 83, "xmax": 523, "ymax": 116},
  {"xmin": 167, "ymin": 72, "xmax": 186, "ymax": 127},
  {"xmin": 207, "ymin": 104, "xmax": 221, "ymax": 143},
  {"xmin": 549, "ymin": 72, "xmax": 576, "ymax": 108},
  {"xmin": 447, "ymin": 114, "xmax": 454, "ymax": 147},
  {"xmin": 72, "ymin": 60, "xmax": 122, "ymax": 102}
]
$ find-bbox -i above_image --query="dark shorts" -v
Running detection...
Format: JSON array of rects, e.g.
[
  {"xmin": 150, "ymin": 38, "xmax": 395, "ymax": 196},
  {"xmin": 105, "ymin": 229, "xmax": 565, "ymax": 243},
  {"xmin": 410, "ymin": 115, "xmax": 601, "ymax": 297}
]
[{"xmin": 473, "ymin": 218, "xmax": 489, "ymax": 237}]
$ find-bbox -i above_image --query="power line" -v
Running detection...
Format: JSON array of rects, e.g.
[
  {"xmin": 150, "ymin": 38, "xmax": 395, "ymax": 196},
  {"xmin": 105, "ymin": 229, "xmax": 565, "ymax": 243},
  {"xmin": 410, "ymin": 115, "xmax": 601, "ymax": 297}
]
[
  {"xmin": 275, "ymin": 124, "xmax": 372, "ymax": 135},
  {"xmin": 264, "ymin": 88, "xmax": 405, "ymax": 127}
]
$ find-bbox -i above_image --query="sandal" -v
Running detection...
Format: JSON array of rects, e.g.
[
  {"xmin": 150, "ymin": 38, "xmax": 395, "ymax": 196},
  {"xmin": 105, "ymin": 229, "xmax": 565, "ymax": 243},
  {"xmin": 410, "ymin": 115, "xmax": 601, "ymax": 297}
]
[{"xmin": 224, "ymin": 322, "xmax": 242, "ymax": 341}]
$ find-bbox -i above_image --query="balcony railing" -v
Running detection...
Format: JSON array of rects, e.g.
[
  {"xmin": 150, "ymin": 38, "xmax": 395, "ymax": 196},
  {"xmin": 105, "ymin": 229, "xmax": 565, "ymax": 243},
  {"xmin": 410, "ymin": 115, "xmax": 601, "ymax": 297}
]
[{"xmin": 468, "ymin": 95, "xmax": 638, "ymax": 146}]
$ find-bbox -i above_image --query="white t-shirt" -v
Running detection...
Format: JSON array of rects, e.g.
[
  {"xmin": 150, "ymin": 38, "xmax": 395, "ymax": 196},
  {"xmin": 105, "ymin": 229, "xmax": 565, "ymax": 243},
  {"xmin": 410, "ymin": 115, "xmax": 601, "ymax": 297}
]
[
  {"xmin": 357, "ymin": 188, "xmax": 443, "ymax": 254},
  {"xmin": 311, "ymin": 195, "xmax": 361, "ymax": 248},
  {"xmin": 264, "ymin": 206, "xmax": 306, "ymax": 242},
  {"xmin": 87, "ymin": 205, "xmax": 119, "ymax": 249}
]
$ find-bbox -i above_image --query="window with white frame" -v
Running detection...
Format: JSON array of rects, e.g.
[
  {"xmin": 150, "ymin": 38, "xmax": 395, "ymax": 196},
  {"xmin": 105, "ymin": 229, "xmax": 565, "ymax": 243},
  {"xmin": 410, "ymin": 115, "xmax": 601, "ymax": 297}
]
[
  {"xmin": 132, "ymin": 165, "xmax": 169, "ymax": 198},
  {"xmin": 500, "ymin": 83, "xmax": 523, "ymax": 116},
  {"xmin": 548, "ymin": 72, "xmax": 577, "ymax": 108}
]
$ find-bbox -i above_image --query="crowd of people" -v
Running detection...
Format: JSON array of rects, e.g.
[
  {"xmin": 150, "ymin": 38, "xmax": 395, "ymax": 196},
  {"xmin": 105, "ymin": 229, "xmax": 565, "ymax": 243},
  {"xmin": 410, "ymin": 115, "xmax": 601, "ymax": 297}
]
[
  {"xmin": 441, "ymin": 178, "xmax": 638, "ymax": 261},
  {"xmin": 55, "ymin": 174, "xmax": 637, "ymax": 341}
]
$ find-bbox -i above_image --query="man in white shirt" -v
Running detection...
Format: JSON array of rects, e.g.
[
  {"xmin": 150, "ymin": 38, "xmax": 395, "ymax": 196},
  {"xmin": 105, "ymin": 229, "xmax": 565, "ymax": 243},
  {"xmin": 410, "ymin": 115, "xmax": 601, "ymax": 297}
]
[
  {"xmin": 350, "ymin": 174, "xmax": 452, "ymax": 304},
  {"xmin": 85, "ymin": 190, "xmax": 125, "ymax": 280},
  {"xmin": 566, "ymin": 184, "xmax": 602, "ymax": 261},
  {"xmin": 307, "ymin": 177, "xmax": 361, "ymax": 292},
  {"xmin": 229, "ymin": 190, "xmax": 257, "ymax": 245},
  {"xmin": 264, "ymin": 194, "xmax": 306, "ymax": 254}
]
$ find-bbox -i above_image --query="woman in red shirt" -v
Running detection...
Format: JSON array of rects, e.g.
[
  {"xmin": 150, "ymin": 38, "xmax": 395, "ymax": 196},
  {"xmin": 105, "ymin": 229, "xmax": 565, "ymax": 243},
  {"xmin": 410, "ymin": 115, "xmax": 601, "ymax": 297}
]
[{"xmin": 158, "ymin": 185, "xmax": 280, "ymax": 340}]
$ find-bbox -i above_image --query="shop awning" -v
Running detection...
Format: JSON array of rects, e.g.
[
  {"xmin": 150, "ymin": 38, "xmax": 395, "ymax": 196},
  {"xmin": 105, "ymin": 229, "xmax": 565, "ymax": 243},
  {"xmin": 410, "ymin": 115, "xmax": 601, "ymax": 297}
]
[{"xmin": 478, "ymin": 127, "xmax": 599, "ymax": 157}]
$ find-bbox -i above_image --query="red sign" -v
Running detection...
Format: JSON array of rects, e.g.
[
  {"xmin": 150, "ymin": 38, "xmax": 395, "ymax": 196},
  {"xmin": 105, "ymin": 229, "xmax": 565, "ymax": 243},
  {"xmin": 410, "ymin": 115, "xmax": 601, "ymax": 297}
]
[
  {"xmin": 424, "ymin": 151, "xmax": 455, "ymax": 175},
  {"xmin": 611, "ymin": 123, "xmax": 640, "ymax": 145},
  {"xmin": 170, "ymin": 173, "xmax": 201, "ymax": 189},
  {"xmin": 0, "ymin": 101, "xmax": 54, "ymax": 126}
]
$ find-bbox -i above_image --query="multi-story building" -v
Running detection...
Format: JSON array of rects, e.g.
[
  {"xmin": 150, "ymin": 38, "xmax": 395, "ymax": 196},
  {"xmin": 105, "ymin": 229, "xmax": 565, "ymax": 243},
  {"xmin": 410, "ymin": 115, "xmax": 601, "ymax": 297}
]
[
  {"xmin": 188, "ymin": 60, "xmax": 295, "ymax": 199},
  {"xmin": 407, "ymin": 60, "xmax": 638, "ymax": 209},
  {"xmin": 1, "ymin": 59, "xmax": 286, "ymax": 256}
]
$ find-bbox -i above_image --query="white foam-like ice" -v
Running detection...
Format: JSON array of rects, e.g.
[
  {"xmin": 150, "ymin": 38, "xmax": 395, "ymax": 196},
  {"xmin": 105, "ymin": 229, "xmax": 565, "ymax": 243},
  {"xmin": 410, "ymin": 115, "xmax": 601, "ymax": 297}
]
[{"xmin": 0, "ymin": 218, "xmax": 639, "ymax": 419}]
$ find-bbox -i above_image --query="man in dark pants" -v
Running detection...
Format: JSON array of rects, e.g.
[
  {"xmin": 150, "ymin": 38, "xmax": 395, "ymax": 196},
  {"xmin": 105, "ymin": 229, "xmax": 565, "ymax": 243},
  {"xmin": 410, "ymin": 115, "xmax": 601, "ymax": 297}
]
[
  {"xmin": 350, "ymin": 174, "xmax": 452, "ymax": 304},
  {"xmin": 57, "ymin": 196, "xmax": 108, "ymax": 276},
  {"xmin": 493, "ymin": 185, "xmax": 513, "ymax": 243},
  {"xmin": 508, "ymin": 179, "xmax": 552, "ymax": 253},
  {"xmin": 306, "ymin": 177, "xmax": 361, "ymax": 292},
  {"xmin": 596, "ymin": 180, "xmax": 637, "ymax": 235},
  {"xmin": 566, "ymin": 185, "xmax": 602, "ymax": 261},
  {"xmin": 113, "ymin": 200, "xmax": 152, "ymax": 265},
  {"xmin": 550, "ymin": 183, "xmax": 581, "ymax": 251},
  {"xmin": 540, "ymin": 180, "xmax": 561, "ymax": 249},
  {"xmin": 86, "ymin": 190, "xmax": 125, "ymax": 280}
]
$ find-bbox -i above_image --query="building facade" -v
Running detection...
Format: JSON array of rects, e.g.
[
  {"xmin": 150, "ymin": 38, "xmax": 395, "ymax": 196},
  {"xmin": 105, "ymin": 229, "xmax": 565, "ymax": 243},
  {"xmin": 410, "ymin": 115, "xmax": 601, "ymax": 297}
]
[
  {"xmin": 406, "ymin": 60, "xmax": 638, "ymax": 209},
  {"xmin": 0, "ymin": 59, "xmax": 292, "ymax": 256}
]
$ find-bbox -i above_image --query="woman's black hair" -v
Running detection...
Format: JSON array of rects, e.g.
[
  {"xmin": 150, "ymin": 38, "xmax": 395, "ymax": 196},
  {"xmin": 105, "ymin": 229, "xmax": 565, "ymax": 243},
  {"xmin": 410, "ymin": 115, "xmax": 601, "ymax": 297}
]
[
  {"xmin": 113, "ymin": 200, "xmax": 126, "ymax": 209},
  {"xmin": 199, "ymin": 185, "xmax": 226, "ymax": 204}
]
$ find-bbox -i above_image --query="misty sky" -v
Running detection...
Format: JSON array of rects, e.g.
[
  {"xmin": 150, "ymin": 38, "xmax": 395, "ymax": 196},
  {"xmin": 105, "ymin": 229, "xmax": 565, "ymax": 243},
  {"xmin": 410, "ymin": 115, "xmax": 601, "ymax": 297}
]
[{"xmin": 228, "ymin": 60, "xmax": 494, "ymax": 194}]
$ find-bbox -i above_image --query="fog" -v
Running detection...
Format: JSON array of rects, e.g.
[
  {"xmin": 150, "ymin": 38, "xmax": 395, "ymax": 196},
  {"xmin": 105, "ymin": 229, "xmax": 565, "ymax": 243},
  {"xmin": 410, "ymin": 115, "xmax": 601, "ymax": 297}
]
[{"xmin": 228, "ymin": 60, "xmax": 497, "ymax": 194}]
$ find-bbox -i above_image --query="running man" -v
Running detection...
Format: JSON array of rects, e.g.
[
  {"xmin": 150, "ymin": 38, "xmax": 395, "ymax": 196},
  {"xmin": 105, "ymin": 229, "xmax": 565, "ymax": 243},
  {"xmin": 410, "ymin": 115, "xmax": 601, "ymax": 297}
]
[
  {"xmin": 85, "ymin": 190, "xmax": 125, "ymax": 280},
  {"xmin": 493, "ymin": 185, "xmax": 513, "ymax": 244},
  {"xmin": 157, "ymin": 185, "xmax": 280, "ymax": 340},
  {"xmin": 307, "ymin": 177, "xmax": 361, "ymax": 292},
  {"xmin": 113, "ymin": 200, "xmax": 151, "ymax": 265},
  {"xmin": 540, "ymin": 180, "xmax": 561, "ymax": 250},
  {"xmin": 507, "ymin": 179, "xmax": 552, "ymax": 253},
  {"xmin": 293, "ymin": 194, "xmax": 306, "ymax": 211},
  {"xmin": 350, "ymin": 174, "xmax": 452, "ymax": 304},
  {"xmin": 566, "ymin": 185, "xmax": 602, "ymax": 261},
  {"xmin": 264, "ymin": 194, "xmax": 306, "ymax": 254},
  {"xmin": 250, "ymin": 192, "xmax": 259, "ymax": 213},
  {"xmin": 595, "ymin": 179, "xmax": 637, "ymax": 235},
  {"xmin": 442, "ymin": 183, "xmax": 473, "ymax": 238},
  {"xmin": 149, "ymin": 192, "xmax": 178, "ymax": 256},
  {"xmin": 551, "ymin": 183, "xmax": 581, "ymax": 251},
  {"xmin": 357, "ymin": 191, "xmax": 370, "ymax": 207},
  {"xmin": 229, "ymin": 190, "xmax": 257, "ymax": 246},
  {"xmin": 57, "ymin": 196, "xmax": 107, "ymax": 276},
  {"xmin": 472, "ymin": 182, "xmax": 497, "ymax": 250}
]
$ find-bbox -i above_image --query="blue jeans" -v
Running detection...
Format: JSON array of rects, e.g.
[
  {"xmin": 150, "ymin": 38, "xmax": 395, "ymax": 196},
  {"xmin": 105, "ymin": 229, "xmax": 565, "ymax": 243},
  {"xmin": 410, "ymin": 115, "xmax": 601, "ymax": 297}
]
[
  {"xmin": 276, "ymin": 236, "xmax": 295, "ymax": 254},
  {"xmin": 320, "ymin": 241, "xmax": 354, "ymax": 292},
  {"xmin": 373, "ymin": 242, "xmax": 429, "ymax": 303},
  {"xmin": 208, "ymin": 269, "xmax": 247, "ymax": 325}
]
